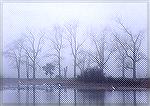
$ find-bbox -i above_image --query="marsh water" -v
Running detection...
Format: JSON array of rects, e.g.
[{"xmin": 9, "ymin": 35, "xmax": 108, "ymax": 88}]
[{"xmin": 1, "ymin": 84, "xmax": 149, "ymax": 106}]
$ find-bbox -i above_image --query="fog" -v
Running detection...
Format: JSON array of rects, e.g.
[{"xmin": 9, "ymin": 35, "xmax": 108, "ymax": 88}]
[{"xmin": 2, "ymin": 3, "xmax": 147, "ymax": 78}]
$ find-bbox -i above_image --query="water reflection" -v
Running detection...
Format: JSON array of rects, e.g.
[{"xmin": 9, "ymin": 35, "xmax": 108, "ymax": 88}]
[
  {"xmin": 122, "ymin": 91, "xmax": 125, "ymax": 106},
  {"xmin": 133, "ymin": 90, "xmax": 137, "ymax": 106},
  {"xmin": 26, "ymin": 85, "xmax": 29, "ymax": 106},
  {"xmin": 17, "ymin": 84, "xmax": 21, "ymax": 104},
  {"xmin": 77, "ymin": 89, "xmax": 105, "ymax": 105},
  {"xmin": 2, "ymin": 84, "xmax": 149, "ymax": 106},
  {"xmin": 58, "ymin": 87, "xmax": 61, "ymax": 106},
  {"xmin": 74, "ymin": 89, "xmax": 77, "ymax": 106}
]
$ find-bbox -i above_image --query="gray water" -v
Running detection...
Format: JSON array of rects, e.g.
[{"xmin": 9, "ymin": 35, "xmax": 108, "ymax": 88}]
[{"xmin": 1, "ymin": 85, "xmax": 150, "ymax": 106}]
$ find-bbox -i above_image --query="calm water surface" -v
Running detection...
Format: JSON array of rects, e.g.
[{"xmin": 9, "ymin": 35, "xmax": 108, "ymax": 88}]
[{"xmin": 1, "ymin": 84, "xmax": 150, "ymax": 106}]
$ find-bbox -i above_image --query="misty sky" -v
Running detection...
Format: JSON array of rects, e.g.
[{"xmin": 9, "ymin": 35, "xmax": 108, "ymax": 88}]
[{"xmin": 2, "ymin": 3, "xmax": 148, "ymax": 78}]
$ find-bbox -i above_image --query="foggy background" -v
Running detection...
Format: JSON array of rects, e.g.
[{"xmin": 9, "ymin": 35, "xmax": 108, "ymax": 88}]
[{"xmin": 2, "ymin": 3, "xmax": 147, "ymax": 78}]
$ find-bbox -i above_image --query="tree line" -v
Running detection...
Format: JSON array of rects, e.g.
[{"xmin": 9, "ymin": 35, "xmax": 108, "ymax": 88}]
[{"xmin": 4, "ymin": 19, "xmax": 147, "ymax": 81}]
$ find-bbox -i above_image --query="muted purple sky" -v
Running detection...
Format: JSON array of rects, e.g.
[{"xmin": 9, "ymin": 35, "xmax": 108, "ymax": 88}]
[{"xmin": 2, "ymin": 3, "xmax": 148, "ymax": 78}]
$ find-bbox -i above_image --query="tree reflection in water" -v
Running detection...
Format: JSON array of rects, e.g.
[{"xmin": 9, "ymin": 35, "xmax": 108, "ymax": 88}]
[
  {"xmin": 133, "ymin": 90, "xmax": 137, "ymax": 106},
  {"xmin": 17, "ymin": 84, "xmax": 21, "ymax": 104},
  {"xmin": 77, "ymin": 89, "xmax": 105, "ymax": 106},
  {"xmin": 122, "ymin": 90, "xmax": 125, "ymax": 106},
  {"xmin": 26, "ymin": 84, "xmax": 29, "ymax": 106},
  {"xmin": 33, "ymin": 85, "xmax": 36, "ymax": 106},
  {"xmin": 10, "ymin": 85, "xmax": 148, "ymax": 106},
  {"xmin": 58, "ymin": 87, "xmax": 61, "ymax": 106},
  {"xmin": 74, "ymin": 89, "xmax": 77, "ymax": 106}
]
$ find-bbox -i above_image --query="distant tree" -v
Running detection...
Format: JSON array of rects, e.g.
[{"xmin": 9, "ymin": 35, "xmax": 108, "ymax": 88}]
[
  {"xmin": 42, "ymin": 63, "xmax": 55, "ymax": 78},
  {"xmin": 88, "ymin": 28, "xmax": 115, "ymax": 74},
  {"xmin": 47, "ymin": 25, "xmax": 65, "ymax": 80},
  {"xmin": 78, "ymin": 66, "xmax": 105, "ymax": 83},
  {"xmin": 25, "ymin": 55, "xmax": 30, "ymax": 79},
  {"xmin": 4, "ymin": 38, "xmax": 24, "ymax": 79},
  {"xmin": 65, "ymin": 22, "xmax": 86, "ymax": 78},
  {"xmin": 63, "ymin": 66, "xmax": 68, "ymax": 78},
  {"xmin": 113, "ymin": 19, "xmax": 146, "ymax": 79},
  {"xmin": 77, "ymin": 50, "xmax": 91, "ymax": 76},
  {"xmin": 114, "ymin": 41, "xmax": 128, "ymax": 78},
  {"xmin": 20, "ymin": 31, "xmax": 45, "ymax": 79}
]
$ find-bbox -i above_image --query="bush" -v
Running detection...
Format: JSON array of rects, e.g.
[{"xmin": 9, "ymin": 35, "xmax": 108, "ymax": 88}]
[{"xmin": 77, "ymin": 66, "xmax": 105, "ymax": 83}]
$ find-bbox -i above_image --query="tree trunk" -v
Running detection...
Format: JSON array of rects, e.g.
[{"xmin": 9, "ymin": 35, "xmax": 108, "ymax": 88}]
[
  {"xmin": 33, "ymin": 61, "xmax": 36, "ymax": 79},
  {"xmin": 17, "ymin": 59, "xmax": 21, "ymax": 79},
  {"xmin": 122, "ymin": 59, "xmax": 125, "ymax": 78},
  {"xmin": 17, "ymin": 68, "xmax": 20, "ymax": 79},
  {"xmin": 64, "ymin": 66, "xmax": 67, "ymax": 78},
  {"xmin": 74, "ymin": 57, "xmax": 76, "ymax": 78},
  {"xmin": 100, "ymin": 35, "xmax": 105, "ymax": 74},
  {"xmin": 133, "ymin": 44, "xmax": 136, "ymax": 79},
  {"xmin": 26, "ymin": 56, "xmax": 29, "ymax": 79},
  {"xmin": 133, "ymin": 60, "xmax": 136, "ymax": 79},
  {"xmin": 58, "ymin": 52, "xmax": 61, "ymax": 80}
]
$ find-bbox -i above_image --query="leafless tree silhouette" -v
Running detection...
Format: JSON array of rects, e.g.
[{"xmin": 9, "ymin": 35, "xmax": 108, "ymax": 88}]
[
  {"xmin": 20, "ymin": 31, "xmax": 45, "ymax": 79},
  {"xmin": 113, "ymin": 19, "xmax": 146, "ymax": 79},
  {"xmin": 65, "ymin": 22, "xmax": 86, "ymax": 78},
  {"xmin": 77, "ymin": 50, "xmax": 91, "ymax": 76},
  {"xmin": 47, "ymin": 25, "xmax": 65, "ymax": 79},
  {"xmin": 113, "ymin": 39, "xmax": 128, "ymax": 78},
  {"xmin": 4, "ymin": 38, "xmax": 24, "ymax": 79},
  {"xmin": 88, "ymin": 29, "xmax": 115, "ymax": 74}
]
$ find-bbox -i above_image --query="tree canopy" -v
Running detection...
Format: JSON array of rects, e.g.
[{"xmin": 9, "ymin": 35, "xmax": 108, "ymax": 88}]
[{"xmin": 42, "ymin": 63, "xmax": 55, "ymax": 77}]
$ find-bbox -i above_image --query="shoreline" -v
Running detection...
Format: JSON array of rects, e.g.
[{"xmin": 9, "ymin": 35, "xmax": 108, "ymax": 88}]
[{"xmin": 1, "ymin": 78, "xmax": 150, "ymax": 89}]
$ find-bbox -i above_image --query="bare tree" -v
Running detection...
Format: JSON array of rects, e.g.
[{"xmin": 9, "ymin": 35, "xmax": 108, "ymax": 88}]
[
  {"xmin": 46, "ymin": 25, "xmax": 65, "ymax": 79},
  {"xmin": 113, "ymin": 19, "xmax": 146, "ymax": 79},
  {"xmin": 20, "ymin": 31, "xmax": 44, "ymax": 79},
  {"xmin": 114, "ymin": 41, "xmax": 128, "ymax": 78},
  {"xmin": 63, "ymin": 66, "xmax": 68, "ymax": 79},
  {"xmin": 77, "ymin": 50, "xmax": 91, "ymax": 76},
  {"xmin": 25, "ymin": 55, "xmax": 30, "ymax": 79},
  {"xmin": 4, "ymin": 38, "xmax": 24, "ymax": 79},
  {"xmin": 77, "ymin": 51, "xmax": 87, "ymax": 75},
  {"xmin": 88, "ymin": 29, "xmax": 115, "ymax": 73},
  {"xmin": 65, "ymin": 22, "xmax": 86, "ymax": 78}
]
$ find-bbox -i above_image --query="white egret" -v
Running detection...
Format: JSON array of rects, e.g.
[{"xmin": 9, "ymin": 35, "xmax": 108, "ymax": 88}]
[
  {"xmin": 112, "ymin": 85, "xmax": 115, "ymax": 91},
  {"xmin": 58, "ymin": 83, "xmax": 62, "ymax": 87}
]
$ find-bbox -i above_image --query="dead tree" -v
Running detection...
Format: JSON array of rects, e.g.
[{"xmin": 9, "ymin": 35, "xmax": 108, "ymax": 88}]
[
  {"xmin": 64, "ymin": 66, "xmax": 68, "ymax": 78},
  {"xmin": 47, "ymin": 25, "xmax": 65, "ymax": 79},
  {"xmin": 114, "ymin": 41, "xmax": 128, "ymax": 78},
  {"xmin": 25, "ymin": 55, "xmax": 30, "ymax": 79},
  {"xmin": 88, "ymin": 29, "xmax": 115, "ymax": 73},
  {"xmin": 20, "ymin": 31, "xmax": 44, "ymax": 79},
  {"xmin": 113, "ymin": 19, "xmax": 146, "ymax": 79},
  {"xmin": 65, "ymin": 22, "xmax": 86, "ymax": 78},
  {"xmin": 4, "ymin": 38, "xmax": 24, "ymax": 79},
  {"xmin": 77, "ymin": 50, "xmax": 91, "ymax": 76}
]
